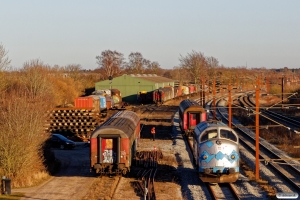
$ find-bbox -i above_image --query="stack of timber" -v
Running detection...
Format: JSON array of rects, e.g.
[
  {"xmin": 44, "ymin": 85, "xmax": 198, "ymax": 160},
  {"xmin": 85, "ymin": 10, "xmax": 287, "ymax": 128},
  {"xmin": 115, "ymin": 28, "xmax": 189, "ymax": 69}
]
[{"xmin": 45, "ymin": 107, "xmax": 104, "ymax": 141}]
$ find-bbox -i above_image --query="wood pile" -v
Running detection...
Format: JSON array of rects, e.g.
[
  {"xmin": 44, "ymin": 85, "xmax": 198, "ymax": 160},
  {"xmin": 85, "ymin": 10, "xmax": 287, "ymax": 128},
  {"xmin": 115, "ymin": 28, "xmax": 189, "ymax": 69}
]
[{"xmin": 45, "ymin": 108, "xmax": 104, "ymax": 141}]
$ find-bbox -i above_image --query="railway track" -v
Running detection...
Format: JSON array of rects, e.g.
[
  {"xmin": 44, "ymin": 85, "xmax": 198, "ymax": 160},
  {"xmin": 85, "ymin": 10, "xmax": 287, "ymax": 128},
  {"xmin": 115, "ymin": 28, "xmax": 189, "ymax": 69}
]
[
  {"xmin": 241, "ymin": 94, "xmax": 300, "ymax": 132},
  {"xmin": 136, "ymin": 168, "xmax": 157, "ymax": 200},
  {"xmin": 133, "ymin": 150, "xmax": 162, "ymax": 200},
  {"xmin": 185, "ymin": 134, "xmax": 241, "ymax": 199},
  {"xmin": 183, "ymin": 117, "xmax": 241, "ymax": 199},
  {"xmin": 133, "ymin": 104, "xmax": 177, "ymax": 125},
  {"xmin": 185, "ymin": 137, "xmax": 241, "ymax": 199},
  {"xmin": 207, "ymin": 182, "xmax": 241, "ymax": 200},
  {"xmin": 216, "ymin": 97, "xmax": 300, "ymax": 193}
]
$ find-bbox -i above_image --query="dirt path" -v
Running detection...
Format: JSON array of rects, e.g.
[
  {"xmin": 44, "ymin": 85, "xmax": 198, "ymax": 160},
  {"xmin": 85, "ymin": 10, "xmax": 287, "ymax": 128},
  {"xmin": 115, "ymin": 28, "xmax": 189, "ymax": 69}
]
[{"xmin": 13, "ymin": 143, "xmax": 96, "ymax": 200}]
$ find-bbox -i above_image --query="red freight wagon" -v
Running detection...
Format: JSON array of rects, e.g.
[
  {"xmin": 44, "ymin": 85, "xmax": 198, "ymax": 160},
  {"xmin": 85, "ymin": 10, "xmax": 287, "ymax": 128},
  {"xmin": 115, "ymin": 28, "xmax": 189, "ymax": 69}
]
[
  {"xmin": 90, "ymin": 110, "xmax": 140, "ymax": 176},
  {"xmin": 179, "ymin": 99, "xmax": 206, "ymax": 136},
  {"xmin": 74, "ymin": 96, "xmax": 100, "ymax": 112},
  {"xmin": 188, "ymin": 85, "xmax": 196, "ymax": 94},
  {"xmin": 174, "ymin": 86, "xmax": 183, "ymax": 97}
]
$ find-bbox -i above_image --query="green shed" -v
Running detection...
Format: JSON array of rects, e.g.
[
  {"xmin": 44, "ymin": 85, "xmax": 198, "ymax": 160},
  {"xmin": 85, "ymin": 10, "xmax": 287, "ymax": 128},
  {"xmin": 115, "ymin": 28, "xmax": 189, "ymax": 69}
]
[{"xmin": 95, "ymin": 74, "xmax": 176, "ymax": 103}]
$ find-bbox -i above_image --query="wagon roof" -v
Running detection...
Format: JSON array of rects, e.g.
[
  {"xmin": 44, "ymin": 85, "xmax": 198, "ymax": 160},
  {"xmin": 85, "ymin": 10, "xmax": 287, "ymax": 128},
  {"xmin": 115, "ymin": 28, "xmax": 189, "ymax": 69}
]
[
  {"xmin": 111, "ymin": 110, "xmax": 140, "ymax": 126},
  {"xmin": 91, "ymin": 117, "xmax": 137, "ymax": 138},
  {"xmin": 91, "ymin": 110, "xmax": 140, "ymax": 139},
  {"xmin": 179, "ymin": 99, "xmax": 205, "ymax": 113}
]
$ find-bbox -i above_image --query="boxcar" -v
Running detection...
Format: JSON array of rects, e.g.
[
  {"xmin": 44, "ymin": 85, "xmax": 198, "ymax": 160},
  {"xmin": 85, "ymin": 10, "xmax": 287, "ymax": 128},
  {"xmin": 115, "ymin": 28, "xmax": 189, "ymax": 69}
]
[
  {"xmin": 179, "ymin": 99, "xmax": 206, "ymax": 136},
  {"xmin": 74, "ymin": 96, "xmax": 100, "ymax": 112},
  {"xmin": 105, "ymin": 96, "xmax": 114, "ymax": 109},
  {"xmin": 90, "ymin": 110, "xmax": 140, "ymax": 176},
  {"xmin": 174, "ymin": 86, "xmax": 183, "ymax": 98},
  {"xmin": 153, "ymin": 87, "xmax": 174, "ymax": 104},
  {"xmin": 182, "ymin": 86, "xmax": 190, "ymax": 95},
  {"xmin": 188, "ymin": 85, "xmax": 196, "ymax": 94}
]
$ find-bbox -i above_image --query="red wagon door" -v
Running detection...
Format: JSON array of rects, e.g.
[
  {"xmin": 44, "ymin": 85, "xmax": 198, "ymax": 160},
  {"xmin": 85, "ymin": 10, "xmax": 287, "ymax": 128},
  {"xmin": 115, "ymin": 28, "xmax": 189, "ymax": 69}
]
[
  {"xmin": 101, "ymin": 138, "xmax": 118, "ymax": 163},
  {"xmin": 188, "ymin": 112, "xmax": 201, "ymax": 130}
]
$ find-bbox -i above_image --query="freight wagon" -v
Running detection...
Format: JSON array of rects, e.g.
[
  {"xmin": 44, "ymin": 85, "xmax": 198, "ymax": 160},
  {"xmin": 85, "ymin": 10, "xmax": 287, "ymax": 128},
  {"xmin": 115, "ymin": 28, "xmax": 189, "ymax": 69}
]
[{"xmin": 90, "ymin": 110, "xmax": 140, "ymax": 176}]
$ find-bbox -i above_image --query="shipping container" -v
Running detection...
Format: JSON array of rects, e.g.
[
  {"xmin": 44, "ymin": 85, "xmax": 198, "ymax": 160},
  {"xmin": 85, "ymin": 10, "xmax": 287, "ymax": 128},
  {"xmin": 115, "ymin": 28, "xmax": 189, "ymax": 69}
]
[{"xmin": 74, "ymin": 96, "xmax": 100, "ymax": 112}]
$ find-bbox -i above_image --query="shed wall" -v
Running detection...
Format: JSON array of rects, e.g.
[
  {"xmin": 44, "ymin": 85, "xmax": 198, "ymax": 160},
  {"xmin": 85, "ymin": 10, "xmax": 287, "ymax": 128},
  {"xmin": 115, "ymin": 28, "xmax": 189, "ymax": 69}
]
[{"xmin": 95, "ymin": 75, "xmax": 175, "ymax": 103}]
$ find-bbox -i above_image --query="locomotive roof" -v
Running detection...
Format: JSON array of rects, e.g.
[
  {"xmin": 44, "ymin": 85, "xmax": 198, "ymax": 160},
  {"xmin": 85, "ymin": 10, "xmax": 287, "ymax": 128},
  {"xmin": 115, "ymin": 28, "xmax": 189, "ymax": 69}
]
[
  {"xmin": 179, "ymin": 99, "xmax": 205, "ymax": 113},
  {"xmin": 91, "ymin": 111, "xmax": 140, "ymax": 139},
  {"xmin": 194, "ymin": 121, "xmax": 230, "ymax": 135}
]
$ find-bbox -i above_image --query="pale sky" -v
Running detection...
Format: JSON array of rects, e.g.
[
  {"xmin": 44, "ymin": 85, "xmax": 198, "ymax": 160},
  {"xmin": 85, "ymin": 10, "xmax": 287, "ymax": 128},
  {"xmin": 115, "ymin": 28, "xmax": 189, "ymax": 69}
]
[{"xmin": 1, "ymin": 1, "xmax": 299, "ymax": 70}]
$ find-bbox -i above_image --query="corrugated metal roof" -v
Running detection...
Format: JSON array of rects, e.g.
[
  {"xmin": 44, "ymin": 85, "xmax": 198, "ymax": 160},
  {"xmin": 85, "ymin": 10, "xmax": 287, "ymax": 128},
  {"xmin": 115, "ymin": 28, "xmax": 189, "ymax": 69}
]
[{"xmin": 130, "ymin": 74, "xmax": 175, "ymax": 83}]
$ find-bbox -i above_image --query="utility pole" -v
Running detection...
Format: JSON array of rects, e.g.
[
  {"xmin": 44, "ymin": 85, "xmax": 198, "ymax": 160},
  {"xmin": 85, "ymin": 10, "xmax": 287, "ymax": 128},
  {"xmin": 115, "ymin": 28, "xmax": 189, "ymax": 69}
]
[
  {"xmin": 281, "ymin": 75, "xmax": 284, "ymax": 109},
  {"xmin": 255, "ymin": 77, "xmax": 260, "ymax": 180},
  {"xmin": 228, "ymin": 83, "xmax": 232, "ymax": 128},
  {"xmin": 202, "ymin": 77, "xmax": 205, "ymax": 107},
  {"xmin": 213, "ymin": 78, "xmax": 216, "ymax": 120}
]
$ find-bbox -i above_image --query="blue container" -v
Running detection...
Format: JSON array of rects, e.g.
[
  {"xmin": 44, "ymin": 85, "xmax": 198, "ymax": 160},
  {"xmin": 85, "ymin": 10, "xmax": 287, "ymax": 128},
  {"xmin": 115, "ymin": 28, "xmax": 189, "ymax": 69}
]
[{"xmin": 99, "ymin": 96, "xmax": 106, "ymax": 110}]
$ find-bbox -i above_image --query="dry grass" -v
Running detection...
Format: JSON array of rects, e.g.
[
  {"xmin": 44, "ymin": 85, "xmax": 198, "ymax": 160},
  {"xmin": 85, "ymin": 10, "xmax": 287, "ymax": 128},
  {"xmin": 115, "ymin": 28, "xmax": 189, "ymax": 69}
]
[{"xmin": 12, "ymin": 171, "xmax": 50, "ymax": 188}]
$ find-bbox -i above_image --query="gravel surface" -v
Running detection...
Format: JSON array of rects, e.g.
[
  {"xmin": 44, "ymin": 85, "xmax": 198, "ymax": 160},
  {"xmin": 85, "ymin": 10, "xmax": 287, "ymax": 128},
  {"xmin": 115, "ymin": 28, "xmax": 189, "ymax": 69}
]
[{"xmin": 172, "ymin": 111, "xmax": 211, "ymax": 200}]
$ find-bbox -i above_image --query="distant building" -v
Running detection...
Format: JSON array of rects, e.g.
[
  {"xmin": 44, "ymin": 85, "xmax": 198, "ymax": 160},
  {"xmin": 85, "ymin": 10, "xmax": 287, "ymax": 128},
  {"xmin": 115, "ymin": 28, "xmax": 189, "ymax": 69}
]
[{"xmin": 95, "ymin": 74, "xmax": 176, "ymax": 103}]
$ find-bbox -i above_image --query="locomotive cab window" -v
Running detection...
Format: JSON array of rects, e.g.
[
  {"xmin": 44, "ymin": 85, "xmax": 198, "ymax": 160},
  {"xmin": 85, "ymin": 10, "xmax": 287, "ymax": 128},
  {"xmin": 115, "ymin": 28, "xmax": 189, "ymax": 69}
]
[
  {"xmin": 200, "ymin": 129, "xmax": 218, "ymax": 142},
  {"xmin": 220, "ymin": 129, "xmax": 237, "ymax": 142}
]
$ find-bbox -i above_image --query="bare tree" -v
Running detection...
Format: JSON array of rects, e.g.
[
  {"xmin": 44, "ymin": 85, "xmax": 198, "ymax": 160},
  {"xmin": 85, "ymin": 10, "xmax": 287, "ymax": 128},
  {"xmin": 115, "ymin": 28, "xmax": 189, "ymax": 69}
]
[
  {"xmin": 20, "ymin": 59, "xmax": 51, "ymax": 99},
  {"xmin": 206, "ymin": 56, "xmax": 219, "ymax": 78},
  {"xmin": 125, "ymin": 52, "xmax": 149, "ymax": 74},
  {"xmin": 0, "ymin": 43, "xmax": 11, "ymax": 71},
  {"xmin": 145, "ymin": 61, "xmax": 162, "ymax": 75},
  {"xmin": 64, "ymin": 64, "xmax": 82, "ymax": 81},
  {"xmin": 96, "ymin": 50, "xmax": 124, "ymax": 79},
  {"xmin": 0, "ymin": 44, "xmax": 11, "ymax": 92},
  {"xmin": 179, "ymin": 51, "xmax": 208, "ymax": 84}
]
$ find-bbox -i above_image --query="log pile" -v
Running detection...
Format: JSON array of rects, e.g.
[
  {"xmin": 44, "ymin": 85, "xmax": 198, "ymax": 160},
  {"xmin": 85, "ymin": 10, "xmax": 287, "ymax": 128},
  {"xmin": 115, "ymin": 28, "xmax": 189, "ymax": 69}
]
[{"xmin": 45, "ymin": 108, "xmax": 104, "ymax": 141}]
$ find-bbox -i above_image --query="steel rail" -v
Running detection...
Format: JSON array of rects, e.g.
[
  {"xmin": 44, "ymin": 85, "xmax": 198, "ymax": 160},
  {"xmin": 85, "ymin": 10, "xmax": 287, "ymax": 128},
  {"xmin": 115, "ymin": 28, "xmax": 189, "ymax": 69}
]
[{"xmin": 217, "ymin": 98, "xmax": 300, "ymax": 193}]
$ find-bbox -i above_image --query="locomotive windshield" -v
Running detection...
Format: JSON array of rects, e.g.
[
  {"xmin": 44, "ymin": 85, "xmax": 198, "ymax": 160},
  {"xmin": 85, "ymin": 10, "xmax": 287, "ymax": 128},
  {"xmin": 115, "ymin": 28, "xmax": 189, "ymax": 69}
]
[
  {"xmin": 200, "ymin": 129, "xmax": 218, "ymax": 142},
  {"xmin": 220, "ymin": 129, "xmax": 237, "ymax": 142}
]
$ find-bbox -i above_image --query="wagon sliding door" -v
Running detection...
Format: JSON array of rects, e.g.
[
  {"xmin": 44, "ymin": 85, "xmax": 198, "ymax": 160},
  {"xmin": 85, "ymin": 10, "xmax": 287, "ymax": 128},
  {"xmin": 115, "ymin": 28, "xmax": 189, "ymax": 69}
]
[
  {"xmin": 98, "ymin": 136, "xmax": 120, "ymax": 164},
  {"xmin": 188, "ymin": 112, "xmax": 201, "ymax": 129}
]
